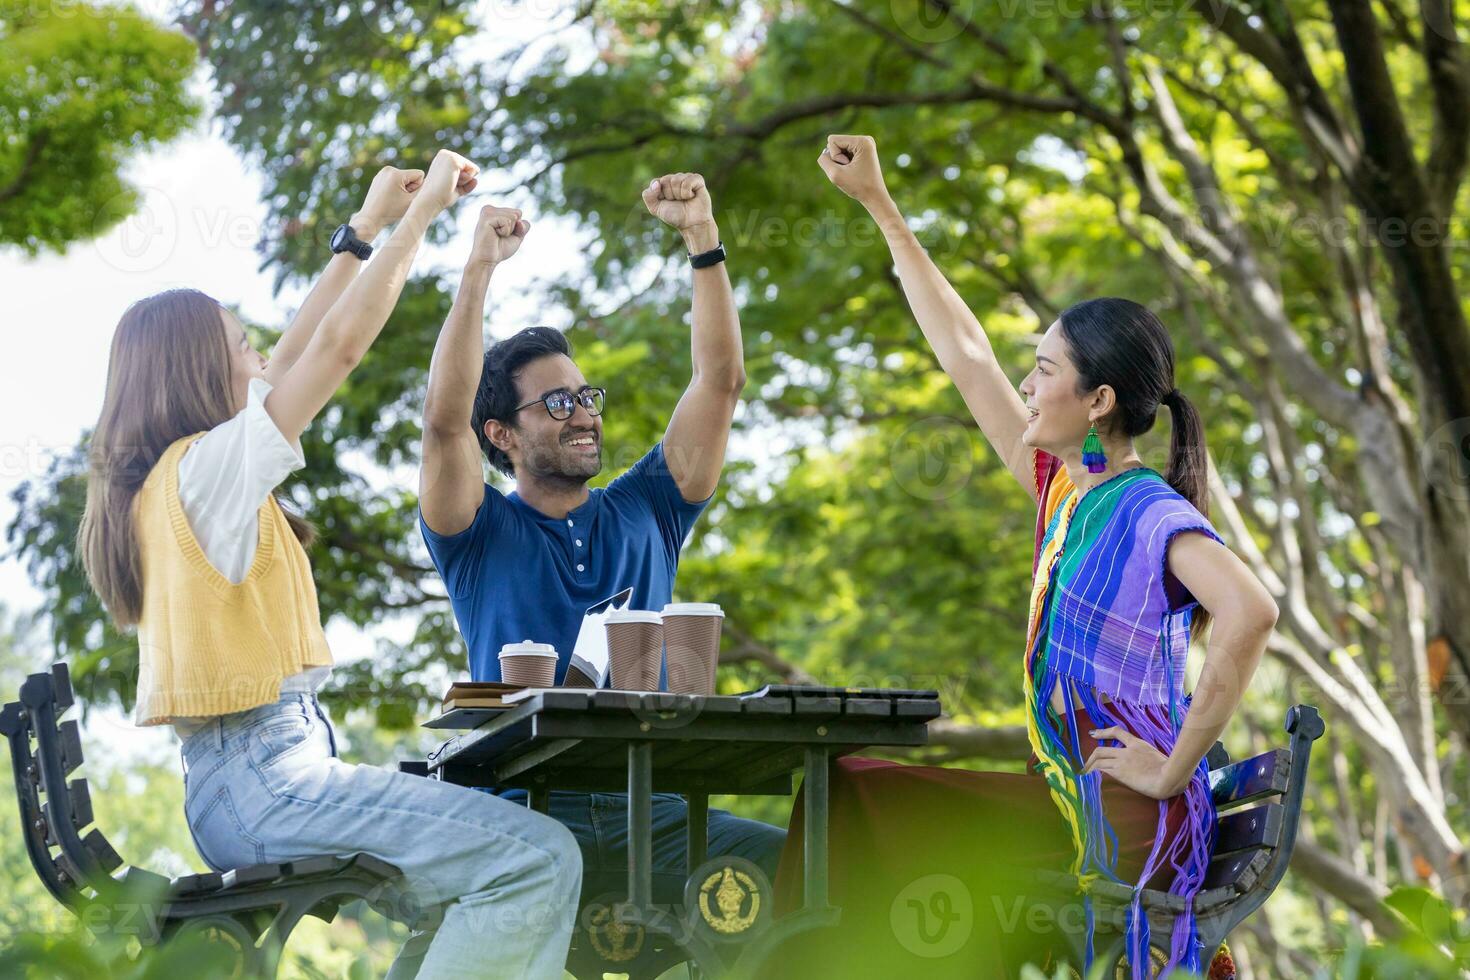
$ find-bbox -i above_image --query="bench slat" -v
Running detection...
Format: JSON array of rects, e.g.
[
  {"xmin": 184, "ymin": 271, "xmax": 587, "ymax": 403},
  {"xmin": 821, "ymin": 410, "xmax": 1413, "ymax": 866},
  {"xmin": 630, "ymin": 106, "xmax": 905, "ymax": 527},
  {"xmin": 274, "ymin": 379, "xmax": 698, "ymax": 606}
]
[
  {"xmin": 288, "ymin": 855, "xmax": 348, "ymax": 877},
  {"xmin": 119, "ymin": 865, "xmax": 170, "ymax": 892},
  {"xmin": 51, "ymin": 663, "xmax": 74, "ymax": 712},
  {"xmin": 1214, "ymin": 802, "xmax": 1284, "ymax": 856},
  {"xmin": 351, "ymin": 854, "xmax": 403, "ymax": 880},
  {"xmin": 68, "ymin": 779, "xmax": 94, "ymax": 830},
  {"xmin": 842, "ymin": 699, "xmax": 892, "ymax": 718},
  {"xmin": 1209, "ymin": 748, "xmax": 1289, "ymax": 810},
  {"xmin": 58, "ymin": 720, "xmax": 83, "ymax": 776},
  {"xmin": 171, "ymin": 872, "xmax": 224, "ymax": 896},
  {"xmin": 82, "ymin": 828, "xmax": 123, "ymax": 875},
  {"xmin": 222, "ymin": 863, "xmax": 287, "ymax": 889},
  {"xmin": 42, "ymin": 779, "xmax": 95, "ymax": 839},
  {"xmin": 1201, "ymin": 846, "xmax": 1271, "ymax": 892},
  {"xmin": 895, "ymin": 699, "xmax": 942, "ymax": 721},
  {"xmin": 790, "ymin": 696, "xmax": 843, "ymax": 718}
]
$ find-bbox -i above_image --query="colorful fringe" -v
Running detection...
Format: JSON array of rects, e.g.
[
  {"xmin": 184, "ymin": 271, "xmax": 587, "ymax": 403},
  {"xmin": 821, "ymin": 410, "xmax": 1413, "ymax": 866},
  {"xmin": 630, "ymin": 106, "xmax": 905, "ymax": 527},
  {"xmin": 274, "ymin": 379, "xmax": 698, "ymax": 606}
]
[{"xmin": 1023, "ymin": 475, "xmax": 1217, "ymax": 979}]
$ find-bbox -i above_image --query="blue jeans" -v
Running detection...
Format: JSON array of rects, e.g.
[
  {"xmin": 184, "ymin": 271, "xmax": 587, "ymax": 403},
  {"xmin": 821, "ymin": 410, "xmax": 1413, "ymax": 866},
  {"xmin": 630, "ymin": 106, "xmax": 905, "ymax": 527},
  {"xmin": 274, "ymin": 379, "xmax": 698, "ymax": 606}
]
[
  {"xmin": 541, "ymin": 791, "xmax": 786, "ymax": 906},
  {"xmin": 180, "ymin": 694, "xmax": 581, "ymax": 980}
]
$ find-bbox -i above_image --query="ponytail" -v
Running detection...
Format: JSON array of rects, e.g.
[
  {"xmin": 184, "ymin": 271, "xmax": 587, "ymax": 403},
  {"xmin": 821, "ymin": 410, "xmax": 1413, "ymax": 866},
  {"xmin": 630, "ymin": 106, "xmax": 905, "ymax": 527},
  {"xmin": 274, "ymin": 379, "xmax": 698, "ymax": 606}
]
[
  {"xmin": 1162, "ymin": 388, "xmax": 1209, "ymax": 518},
  {"xmin": 1163, "ymin": 387, "xmax": 1212, "ymax": 636}
]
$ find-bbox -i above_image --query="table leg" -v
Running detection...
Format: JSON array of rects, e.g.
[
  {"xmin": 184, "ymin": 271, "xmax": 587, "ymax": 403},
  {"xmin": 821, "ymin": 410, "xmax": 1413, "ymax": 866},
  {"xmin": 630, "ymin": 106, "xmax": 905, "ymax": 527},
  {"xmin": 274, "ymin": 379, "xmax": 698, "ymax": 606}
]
[
  {"xmin": 803, "ymin": 746, "xmax": 830, "ymax": 911},
  {"xmin": 686, "ymin": 792, "xmax": 708, "ymax": 875},
  {"xmin": 529, "ymin": 786, "xmax": 550, "ymax": 813},
  {"xmin": 627, "ymin": 741, "xmax": 653, "ymax": 909}
]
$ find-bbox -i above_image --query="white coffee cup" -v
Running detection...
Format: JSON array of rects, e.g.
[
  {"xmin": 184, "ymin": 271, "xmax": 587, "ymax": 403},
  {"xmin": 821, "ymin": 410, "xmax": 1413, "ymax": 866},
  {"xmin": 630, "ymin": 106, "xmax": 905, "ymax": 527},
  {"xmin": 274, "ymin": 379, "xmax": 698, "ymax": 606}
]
[{"xmin": 498, "ymin": 640, "xmax": 558, "ymax": 687}]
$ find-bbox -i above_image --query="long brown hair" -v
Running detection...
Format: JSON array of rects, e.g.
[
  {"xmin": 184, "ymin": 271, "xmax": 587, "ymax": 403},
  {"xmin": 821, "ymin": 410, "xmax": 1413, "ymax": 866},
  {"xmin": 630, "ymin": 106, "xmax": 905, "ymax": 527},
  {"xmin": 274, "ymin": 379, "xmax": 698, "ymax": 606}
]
[{"xmin": 79, "ymin": 289, "xmax": 315, "ymax": 627}]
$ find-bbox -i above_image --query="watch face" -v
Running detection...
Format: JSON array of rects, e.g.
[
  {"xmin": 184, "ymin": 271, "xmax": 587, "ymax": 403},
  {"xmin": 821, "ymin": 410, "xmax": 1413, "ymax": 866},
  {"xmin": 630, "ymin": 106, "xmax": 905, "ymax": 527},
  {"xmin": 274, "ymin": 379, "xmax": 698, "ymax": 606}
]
[{"xmin": 330, "ymin": 226, "xmax": 346, "ymax": 250}]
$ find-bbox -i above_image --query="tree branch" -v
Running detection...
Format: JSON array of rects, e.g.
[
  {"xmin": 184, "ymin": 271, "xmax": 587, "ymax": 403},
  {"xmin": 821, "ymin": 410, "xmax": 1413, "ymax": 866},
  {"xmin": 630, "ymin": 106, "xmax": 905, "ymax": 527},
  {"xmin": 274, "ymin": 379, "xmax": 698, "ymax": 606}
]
[
  {"xmin": 1290, "ymin": 838, "xmax": 1406, "ymax": 939},
  {"xmin": 1419, "ymin": 0, "xmax": 1470, "ymax": 214},
  {"xmin": 0, "ymin": 131, "xmax": 49, "ymax": 205}
]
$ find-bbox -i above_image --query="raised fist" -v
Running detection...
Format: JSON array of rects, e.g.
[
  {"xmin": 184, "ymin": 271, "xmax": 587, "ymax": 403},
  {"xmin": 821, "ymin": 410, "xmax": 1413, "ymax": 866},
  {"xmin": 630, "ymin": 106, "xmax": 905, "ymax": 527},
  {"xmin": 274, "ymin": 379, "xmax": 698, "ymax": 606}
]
[
  {"xmin": 356, "ymin": 165, "xmax": 425, "ymax": 233},
  {"xmin": 817, "ymin": 135, "xmax": 888, "ymax": 206},
  {"xmin": 468, "ymin": 205, "xmax": 530, "ymax": 268},
  {"xmin": 642, "ymin": 172, "xmax": 714, "ymax": 234},
  {"xmin": 419, "ymin": 149, "xmax": 480, "ymax": 213}
]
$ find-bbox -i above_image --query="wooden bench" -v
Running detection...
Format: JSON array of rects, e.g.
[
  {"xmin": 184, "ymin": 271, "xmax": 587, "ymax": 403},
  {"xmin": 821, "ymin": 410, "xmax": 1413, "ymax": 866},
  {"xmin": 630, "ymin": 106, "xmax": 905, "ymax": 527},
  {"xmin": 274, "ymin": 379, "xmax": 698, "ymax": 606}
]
[
  {"xmin": 1033, "ymin": 703, "xmax": 1325, "ymax": 976},
  {"xmin": 2, "ymin": 663, "xmax": 431, "ymax": 978}
]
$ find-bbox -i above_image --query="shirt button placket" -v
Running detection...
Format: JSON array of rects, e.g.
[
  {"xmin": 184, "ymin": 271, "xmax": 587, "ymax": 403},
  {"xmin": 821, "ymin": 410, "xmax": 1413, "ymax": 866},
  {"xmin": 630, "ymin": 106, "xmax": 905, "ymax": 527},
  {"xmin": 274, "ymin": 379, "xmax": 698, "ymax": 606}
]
[{"xmin": 569, "ymin": 518, "xmax": 585, "ymax": 575}]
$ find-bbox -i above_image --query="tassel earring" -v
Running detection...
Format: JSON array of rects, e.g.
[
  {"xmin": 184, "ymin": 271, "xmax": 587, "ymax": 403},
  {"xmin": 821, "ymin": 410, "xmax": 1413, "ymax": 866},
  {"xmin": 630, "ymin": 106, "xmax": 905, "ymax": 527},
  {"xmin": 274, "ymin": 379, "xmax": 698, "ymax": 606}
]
[{"xmin": 1082, "ymin": 422, "xmax": 1107, "ymax": 473}]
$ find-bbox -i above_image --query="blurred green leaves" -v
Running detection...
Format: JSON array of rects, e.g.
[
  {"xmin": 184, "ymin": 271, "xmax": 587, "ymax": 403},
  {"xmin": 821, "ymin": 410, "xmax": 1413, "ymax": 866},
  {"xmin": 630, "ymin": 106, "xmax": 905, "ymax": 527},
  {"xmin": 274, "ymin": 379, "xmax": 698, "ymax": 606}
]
[{"xmin": 0, "ymin": 1, "xmax": 199, "ymax": 253}]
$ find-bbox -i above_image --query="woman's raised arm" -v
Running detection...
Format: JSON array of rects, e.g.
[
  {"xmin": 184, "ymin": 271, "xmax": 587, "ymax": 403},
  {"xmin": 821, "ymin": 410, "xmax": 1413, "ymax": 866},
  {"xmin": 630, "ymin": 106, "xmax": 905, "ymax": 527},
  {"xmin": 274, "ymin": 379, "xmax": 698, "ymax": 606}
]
[
  {"xmin": 263, "ymin": 165, "xmax": 426, "ymax": 386},
  {"xmin": 818, "ymin": 134, "xmax": 1036, "ymax": 501},
  {"xmin": 265, "ymin": 149, "xmax": 479, "ymax": 445}
]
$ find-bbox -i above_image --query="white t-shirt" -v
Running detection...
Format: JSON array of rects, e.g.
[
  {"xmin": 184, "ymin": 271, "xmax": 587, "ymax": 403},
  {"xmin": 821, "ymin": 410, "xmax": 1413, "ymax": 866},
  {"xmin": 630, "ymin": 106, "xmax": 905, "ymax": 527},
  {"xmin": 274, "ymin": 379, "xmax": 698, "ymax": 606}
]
[{"xmin": 171, "ymin": 377, "xmax": 330, "ymax": 733}]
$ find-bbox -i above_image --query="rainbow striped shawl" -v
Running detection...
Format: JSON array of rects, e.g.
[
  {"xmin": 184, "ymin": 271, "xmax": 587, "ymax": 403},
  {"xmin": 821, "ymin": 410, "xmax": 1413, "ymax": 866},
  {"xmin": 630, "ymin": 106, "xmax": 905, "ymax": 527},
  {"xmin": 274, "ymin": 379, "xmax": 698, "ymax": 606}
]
[{"xmin": 1024, "ymin": 450, "xmax": 1224, "ymax": 978}]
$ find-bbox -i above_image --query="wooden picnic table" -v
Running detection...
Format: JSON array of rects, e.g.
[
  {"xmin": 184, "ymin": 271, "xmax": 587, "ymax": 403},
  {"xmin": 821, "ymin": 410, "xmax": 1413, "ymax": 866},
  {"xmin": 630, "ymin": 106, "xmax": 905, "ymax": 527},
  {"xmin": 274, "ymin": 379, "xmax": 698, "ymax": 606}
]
[{"xmin": 422, "ymin": 686, "xmax": 941, "ymax": 978}]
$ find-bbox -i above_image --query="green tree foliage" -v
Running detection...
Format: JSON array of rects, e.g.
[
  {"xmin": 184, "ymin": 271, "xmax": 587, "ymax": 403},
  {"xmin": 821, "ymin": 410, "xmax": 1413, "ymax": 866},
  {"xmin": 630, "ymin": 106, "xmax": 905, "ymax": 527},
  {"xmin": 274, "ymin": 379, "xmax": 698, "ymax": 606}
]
[
  {"xmin": 7, "ymin": 0, "xmax": 1470, "ymax": 969},
  {"xmin": 0, "ymin": 1, "xmax": 199, "ymax": 253}
]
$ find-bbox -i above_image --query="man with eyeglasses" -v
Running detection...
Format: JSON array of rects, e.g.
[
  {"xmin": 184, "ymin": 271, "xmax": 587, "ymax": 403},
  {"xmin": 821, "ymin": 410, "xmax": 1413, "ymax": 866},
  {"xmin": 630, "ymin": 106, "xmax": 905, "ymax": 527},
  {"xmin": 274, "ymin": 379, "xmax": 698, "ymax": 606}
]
[{"xmin": 416, "ymin": 173, "xmax": 784, "ymax": 922}]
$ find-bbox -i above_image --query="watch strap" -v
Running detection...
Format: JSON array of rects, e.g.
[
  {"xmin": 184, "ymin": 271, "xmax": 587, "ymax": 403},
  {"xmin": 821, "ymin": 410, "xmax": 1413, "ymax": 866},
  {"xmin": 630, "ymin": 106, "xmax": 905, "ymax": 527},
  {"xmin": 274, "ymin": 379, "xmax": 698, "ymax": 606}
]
[
  {"xmin": 332, "ymin": 223, "xmax": 373, "ymax": 260},
  {"xmin": 688, "ymin": 240, "xmax": 726, "ymax": 269}
]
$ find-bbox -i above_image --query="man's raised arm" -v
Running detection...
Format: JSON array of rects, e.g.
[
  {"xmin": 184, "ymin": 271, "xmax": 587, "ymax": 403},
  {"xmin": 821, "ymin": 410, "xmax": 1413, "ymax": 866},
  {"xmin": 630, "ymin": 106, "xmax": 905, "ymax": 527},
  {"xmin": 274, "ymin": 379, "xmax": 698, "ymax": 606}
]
[
  {"xmin": 644, "ymin": 173, "xmax": 746, "ymax": 503},
  {"xmin": 419, "ymin": 205, "xmax": 530, "ymax": 535}
]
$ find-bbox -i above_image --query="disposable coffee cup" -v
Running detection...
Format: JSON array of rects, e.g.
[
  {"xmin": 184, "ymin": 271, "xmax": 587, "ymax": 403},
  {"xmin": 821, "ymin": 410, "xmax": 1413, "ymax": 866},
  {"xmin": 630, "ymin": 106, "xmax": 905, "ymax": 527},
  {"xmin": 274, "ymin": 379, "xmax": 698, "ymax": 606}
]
[
  {"xmin": 661, "ymin": 603, "xmax": 724, "ymax": 694},
  {"xmin": 604, "ymin": 610, "xmax": 664, "ymax": 691},
  {"xmin": 498, "ymin": 640, "xmax": 558, "ymax": 688}
]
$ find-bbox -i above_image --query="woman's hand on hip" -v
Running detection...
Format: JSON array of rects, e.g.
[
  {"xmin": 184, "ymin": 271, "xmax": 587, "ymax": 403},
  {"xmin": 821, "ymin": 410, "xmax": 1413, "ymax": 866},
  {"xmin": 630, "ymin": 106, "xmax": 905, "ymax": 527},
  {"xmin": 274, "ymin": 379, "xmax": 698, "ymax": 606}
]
[{"xmin": 1081, "ymin": 725, "xmax": 1191, "ymax": 800}]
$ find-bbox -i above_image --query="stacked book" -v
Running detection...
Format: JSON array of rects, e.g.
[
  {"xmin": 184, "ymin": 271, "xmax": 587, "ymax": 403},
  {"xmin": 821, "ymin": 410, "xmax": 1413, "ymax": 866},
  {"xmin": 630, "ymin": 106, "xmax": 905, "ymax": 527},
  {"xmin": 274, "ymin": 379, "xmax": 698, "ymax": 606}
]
[{"xmin": 427, "ymin": 681, "xmax": 524, "ymax": 729}]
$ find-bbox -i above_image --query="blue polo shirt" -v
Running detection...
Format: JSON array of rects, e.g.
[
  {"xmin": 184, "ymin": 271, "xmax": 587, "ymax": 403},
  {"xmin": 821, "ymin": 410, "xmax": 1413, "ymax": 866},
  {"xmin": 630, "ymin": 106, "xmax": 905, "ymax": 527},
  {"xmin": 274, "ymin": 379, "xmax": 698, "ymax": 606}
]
[{"xmin": 419, "ymin": 442, "xmax": 711, "ymax": 685}]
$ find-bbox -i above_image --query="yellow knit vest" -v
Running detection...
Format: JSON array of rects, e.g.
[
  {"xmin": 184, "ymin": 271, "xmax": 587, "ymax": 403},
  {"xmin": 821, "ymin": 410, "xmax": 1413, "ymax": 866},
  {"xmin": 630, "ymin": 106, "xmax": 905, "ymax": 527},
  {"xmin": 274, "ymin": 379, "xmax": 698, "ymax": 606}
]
[{"xmin": 132, "ymin": 433, "xmax": 332, "ymax": 726}]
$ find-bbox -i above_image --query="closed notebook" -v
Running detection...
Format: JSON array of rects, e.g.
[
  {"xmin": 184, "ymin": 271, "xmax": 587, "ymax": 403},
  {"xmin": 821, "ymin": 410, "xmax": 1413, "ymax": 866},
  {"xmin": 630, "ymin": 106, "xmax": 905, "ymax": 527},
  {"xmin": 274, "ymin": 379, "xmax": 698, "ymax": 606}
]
[{"xmin": 441, "ymin": 681, "xmax": 522, "ymax": 711}]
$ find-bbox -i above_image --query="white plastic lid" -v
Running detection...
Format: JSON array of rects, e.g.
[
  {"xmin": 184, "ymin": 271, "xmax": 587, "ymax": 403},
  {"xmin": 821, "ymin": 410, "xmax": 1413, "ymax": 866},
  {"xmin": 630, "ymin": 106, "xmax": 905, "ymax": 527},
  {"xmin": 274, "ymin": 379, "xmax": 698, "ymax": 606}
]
[
  {"xmin": 604, "ymin": 610, "xmax": 663, "ymax": 625},
  {"xmin": 498, "ymin": 640, "xmax": 558, "ymax": 659},
  {"xmin": 661, "ymin": 603, "xmax": 724, "ymax": 617}
]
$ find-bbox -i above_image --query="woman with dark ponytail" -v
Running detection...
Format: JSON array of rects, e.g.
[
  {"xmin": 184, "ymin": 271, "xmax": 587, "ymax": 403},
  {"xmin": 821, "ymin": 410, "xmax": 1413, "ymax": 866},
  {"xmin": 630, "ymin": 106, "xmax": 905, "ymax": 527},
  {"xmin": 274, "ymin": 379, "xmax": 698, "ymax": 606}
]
[{"xmin": 769, "ymin": 138, "xmax": 1281, "ymax": 978}]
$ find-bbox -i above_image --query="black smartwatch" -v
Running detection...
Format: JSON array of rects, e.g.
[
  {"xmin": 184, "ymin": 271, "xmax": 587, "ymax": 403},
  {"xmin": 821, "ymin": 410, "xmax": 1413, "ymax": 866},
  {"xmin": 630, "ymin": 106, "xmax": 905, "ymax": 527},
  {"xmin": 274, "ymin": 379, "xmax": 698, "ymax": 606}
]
[
  {"xmin": 688, "ymin": 240, "xmax": 726, "ymax": 269},
  {"xmin": 330, "ymin": 222, "xmax": 373, "ymax": 260}
]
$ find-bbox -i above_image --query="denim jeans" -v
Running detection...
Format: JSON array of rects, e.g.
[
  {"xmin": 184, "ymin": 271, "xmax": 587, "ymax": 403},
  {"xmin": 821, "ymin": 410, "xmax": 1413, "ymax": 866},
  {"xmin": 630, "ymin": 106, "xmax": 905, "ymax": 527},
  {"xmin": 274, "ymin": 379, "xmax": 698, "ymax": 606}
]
[
  {"xmin": 541, "ymin": 791, "xmax": 786, "ymax": 906},
  {"xmin": 180, "ymin": 693, "xmax": 581, "ymax": 979}
]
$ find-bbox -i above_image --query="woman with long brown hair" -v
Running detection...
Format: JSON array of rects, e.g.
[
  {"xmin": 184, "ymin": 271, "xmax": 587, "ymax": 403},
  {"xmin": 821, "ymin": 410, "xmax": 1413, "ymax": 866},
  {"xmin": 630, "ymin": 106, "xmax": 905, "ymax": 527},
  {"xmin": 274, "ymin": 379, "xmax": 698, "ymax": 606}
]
[
  {"xmin": 768, "ymin": 136, "xmax": 1280, "ymax": 978},
  {"xmin": 79, "ymin": 151, "xmax": 580, "ymax": 979}
]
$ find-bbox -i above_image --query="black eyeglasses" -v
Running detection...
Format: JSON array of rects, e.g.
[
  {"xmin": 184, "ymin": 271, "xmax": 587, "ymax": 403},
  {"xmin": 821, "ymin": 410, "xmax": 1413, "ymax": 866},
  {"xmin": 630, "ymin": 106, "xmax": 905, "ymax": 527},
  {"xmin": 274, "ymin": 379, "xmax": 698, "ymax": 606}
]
[{"xmin": 514, "ymin": 386, "xmax": 606, "ymax": 421}]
